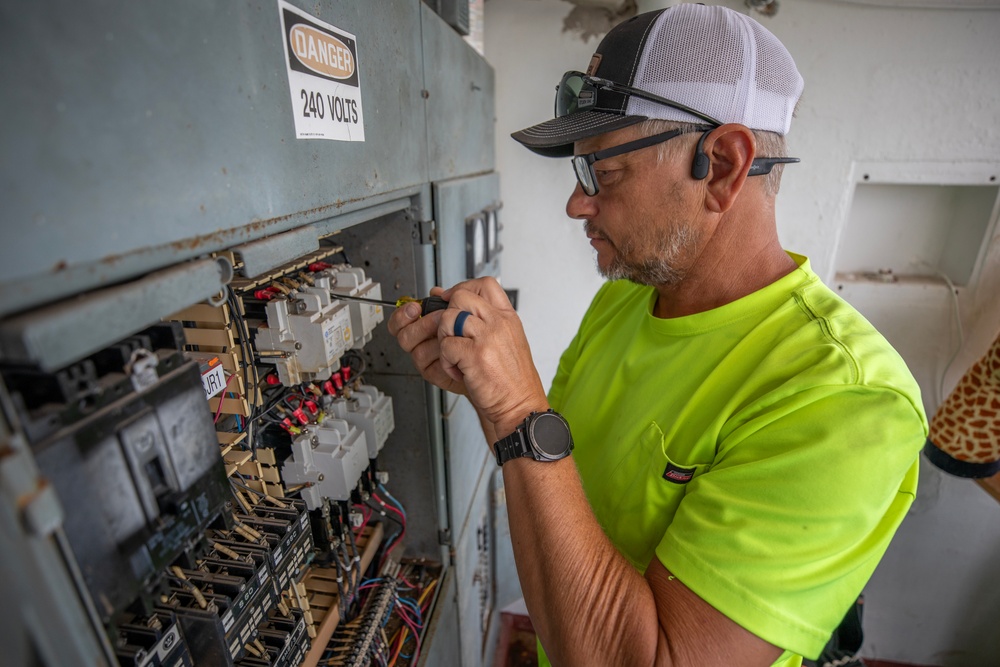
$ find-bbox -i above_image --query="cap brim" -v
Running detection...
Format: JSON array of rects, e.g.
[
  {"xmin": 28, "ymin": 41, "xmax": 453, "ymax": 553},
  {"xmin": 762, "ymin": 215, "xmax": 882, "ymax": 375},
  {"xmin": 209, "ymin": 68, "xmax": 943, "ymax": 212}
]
[{"xmin": 511, "ymin": 111, "xmax": 647, "ymax": 158}]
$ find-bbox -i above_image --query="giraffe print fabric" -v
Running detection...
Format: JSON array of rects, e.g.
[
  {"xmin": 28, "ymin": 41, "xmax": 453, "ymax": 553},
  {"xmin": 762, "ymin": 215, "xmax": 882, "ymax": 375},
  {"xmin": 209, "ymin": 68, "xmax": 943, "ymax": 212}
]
[{"xmin": 925, "ymin": 332, "xmax": 1000, "ymax": 477}]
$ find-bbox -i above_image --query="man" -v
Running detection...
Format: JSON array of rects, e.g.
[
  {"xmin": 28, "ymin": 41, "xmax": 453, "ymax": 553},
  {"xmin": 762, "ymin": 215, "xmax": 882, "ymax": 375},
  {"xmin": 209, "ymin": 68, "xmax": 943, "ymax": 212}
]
[{"xmin": 389, "ymin": 5, "xmax": 927, "ymax": 666}]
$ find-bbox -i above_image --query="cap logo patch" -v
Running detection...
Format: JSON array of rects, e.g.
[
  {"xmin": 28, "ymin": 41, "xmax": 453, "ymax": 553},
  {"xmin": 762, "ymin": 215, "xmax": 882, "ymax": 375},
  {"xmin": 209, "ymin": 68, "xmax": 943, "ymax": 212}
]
[
  {"xmin": 662, "ymin": 462, "xmax": 696, "ymax": 484},
  {"xmin": 586, "ymin": 54, "xmax": 602, "ymax": 77}
]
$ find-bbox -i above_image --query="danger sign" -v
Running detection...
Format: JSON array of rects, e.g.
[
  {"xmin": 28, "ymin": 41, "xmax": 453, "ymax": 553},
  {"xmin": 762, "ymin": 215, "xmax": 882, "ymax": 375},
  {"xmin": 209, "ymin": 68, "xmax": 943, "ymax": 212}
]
[{"xmin": 278, "ymin": 1, "xmax": 365, "ymax": 142}]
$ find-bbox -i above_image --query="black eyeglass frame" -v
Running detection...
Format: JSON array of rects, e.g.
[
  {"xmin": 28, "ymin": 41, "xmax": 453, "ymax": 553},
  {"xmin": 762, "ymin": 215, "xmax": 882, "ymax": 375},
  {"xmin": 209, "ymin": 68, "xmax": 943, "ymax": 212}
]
[
  {"xmin": 558, "ymin": 71, "xmax": 801, "ymax": 195},
  {"xmin": 572, "ymin": 128, "xmax": 684, "ymax": 196}
]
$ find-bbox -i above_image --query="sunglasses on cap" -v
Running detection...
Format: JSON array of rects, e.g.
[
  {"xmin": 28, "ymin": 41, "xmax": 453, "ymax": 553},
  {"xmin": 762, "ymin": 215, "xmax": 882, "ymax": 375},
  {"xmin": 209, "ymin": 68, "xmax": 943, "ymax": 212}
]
[
  {"xmin": 556, "ymin": 71, "xmax": 800, "ymax": 196},
  {"xmin": 555, "ymin": 71, "xmax": 724, "ymax": 126}
]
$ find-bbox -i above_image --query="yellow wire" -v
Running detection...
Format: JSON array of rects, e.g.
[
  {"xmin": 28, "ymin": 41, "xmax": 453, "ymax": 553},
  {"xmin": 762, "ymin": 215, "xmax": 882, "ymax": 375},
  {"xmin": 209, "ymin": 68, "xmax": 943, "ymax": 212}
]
[{"xmin": 416, "ymin": 578, "xmax": 438, "ymax": 606}]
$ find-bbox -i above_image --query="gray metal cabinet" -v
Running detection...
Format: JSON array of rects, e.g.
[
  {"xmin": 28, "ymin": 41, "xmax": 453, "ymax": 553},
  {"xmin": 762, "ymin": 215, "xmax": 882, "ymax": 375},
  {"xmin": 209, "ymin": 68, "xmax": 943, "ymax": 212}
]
[{"xmin": 0, "ymin": 2, "xmax": 512, "ymax": 666}]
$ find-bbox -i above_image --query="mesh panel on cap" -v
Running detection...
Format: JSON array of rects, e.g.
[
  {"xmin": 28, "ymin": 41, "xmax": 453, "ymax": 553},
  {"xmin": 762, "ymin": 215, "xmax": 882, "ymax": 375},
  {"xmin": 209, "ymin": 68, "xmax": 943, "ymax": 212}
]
[{"xmin": 628, "ymin": 4, "xmax": 803, "ymax": 135}]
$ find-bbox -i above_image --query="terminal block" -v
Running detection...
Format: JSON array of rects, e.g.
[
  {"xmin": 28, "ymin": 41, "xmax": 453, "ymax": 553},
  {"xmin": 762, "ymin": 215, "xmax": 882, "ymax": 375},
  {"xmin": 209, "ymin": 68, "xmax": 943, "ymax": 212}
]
[
  {"xmin": 113, "ymin": 610, "xmax": 193, "ymax": 667},
  {"xmin": 209, "ymin": 498, "xmax": 313, "ymax": 594},
  {"xmin": 234, "ymin": 609, "xmax": 309, "ymax": 667},
  {"xmin": 280, "ymin": 419, "xmax": 369, "ymax": 509},
  {"xmin": 254, "ymin": 288, "xmax": 353, "ymax": 386},
  {"xmin": 329, "ymin": 384, "xmax": 395, "ymax": 459}
]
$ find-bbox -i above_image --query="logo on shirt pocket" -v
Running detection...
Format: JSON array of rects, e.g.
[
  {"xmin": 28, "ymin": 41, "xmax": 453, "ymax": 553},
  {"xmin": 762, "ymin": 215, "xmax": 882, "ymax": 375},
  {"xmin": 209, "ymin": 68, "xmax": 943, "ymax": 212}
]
[{"xmin": 662, "ymin": 462, "xmax": 697, "ymax": 484}]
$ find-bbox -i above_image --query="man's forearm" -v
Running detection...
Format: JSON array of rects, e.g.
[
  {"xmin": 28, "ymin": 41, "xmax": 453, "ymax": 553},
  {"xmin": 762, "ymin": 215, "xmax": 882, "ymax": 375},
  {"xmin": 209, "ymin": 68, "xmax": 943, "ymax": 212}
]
[
  {"xmin": 476, "ymin": 407, "xmax": 498, "ymax": 451},
  {"xmin": 502, "ymin": 455, "xmax": 662, "ymax": 667}
]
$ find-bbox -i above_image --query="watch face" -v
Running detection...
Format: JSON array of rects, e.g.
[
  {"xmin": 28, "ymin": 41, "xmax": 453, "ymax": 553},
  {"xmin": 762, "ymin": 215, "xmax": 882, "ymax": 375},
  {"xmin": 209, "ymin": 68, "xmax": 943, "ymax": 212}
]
[{"xmin": 529, "ymin": 412, "xmax": 572, "ymax": 458}]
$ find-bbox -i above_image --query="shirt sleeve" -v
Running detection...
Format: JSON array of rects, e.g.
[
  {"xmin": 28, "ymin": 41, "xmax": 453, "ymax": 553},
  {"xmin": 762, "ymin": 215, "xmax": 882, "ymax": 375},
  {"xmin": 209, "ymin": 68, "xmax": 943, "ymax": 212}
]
[{"xmin": 656, "ymin": 384, "xmax": 926, "ymax": 659}]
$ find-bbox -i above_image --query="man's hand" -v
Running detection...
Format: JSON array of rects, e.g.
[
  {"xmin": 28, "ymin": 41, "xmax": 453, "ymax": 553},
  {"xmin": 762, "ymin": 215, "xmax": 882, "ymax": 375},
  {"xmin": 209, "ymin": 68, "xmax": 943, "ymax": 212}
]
[
  {"xmin": 386, "ymin": 287, "xmax": 468, "ymax": 396},
  {"xmin": 434, "ymin": 277, "xmax": 549, "ymax": 437}
]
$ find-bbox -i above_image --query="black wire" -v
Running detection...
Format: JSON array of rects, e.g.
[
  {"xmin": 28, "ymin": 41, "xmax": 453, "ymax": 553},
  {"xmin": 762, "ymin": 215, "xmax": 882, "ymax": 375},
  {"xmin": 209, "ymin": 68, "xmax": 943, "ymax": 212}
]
[
  {"xmin": 365, "ymin": 499, "xmax": 404, "ymax": 529},
  {"xmin": 226, "ymin": 286, "xmax": 262, "ymax": 450},
  {"xmin": 346, "ymin": 521, "xmax": 362, "ymax": 592},
  {"xmin": 342, "ymin": 350, "xmax": 367, "ymax": 379},
  {"xmin": 246, "ymin": 388, "xmax": 288, "ymax": 425},
  {"xmin": 332, "ymin": 555, "xmax": 347, "ymax": 622}
]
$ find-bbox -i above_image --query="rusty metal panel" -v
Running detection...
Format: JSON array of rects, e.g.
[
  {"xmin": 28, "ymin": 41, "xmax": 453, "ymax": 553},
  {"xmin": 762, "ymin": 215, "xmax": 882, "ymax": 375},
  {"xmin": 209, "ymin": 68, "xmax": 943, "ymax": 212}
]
[
  {"xmin": 0, "ymin": 258, "xmax": 230, "ymax": 371},
  {"xmin": 0, "ymin": 1, "xmax": 428, "ymax": 316}
]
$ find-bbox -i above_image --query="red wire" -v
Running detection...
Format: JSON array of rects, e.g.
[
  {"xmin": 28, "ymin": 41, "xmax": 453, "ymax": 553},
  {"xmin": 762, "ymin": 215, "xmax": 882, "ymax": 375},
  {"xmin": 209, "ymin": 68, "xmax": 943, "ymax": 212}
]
[
  {"xmin": 213, "ymin": 373, "xmax": 238, "ymax": 424},
  {"xmin": 372, "ymin": 495, "xmax": 406, "ymax": 525},
  {"xmin": 353, "ymin": 505, "xmax": 372, "ymax": 535}
]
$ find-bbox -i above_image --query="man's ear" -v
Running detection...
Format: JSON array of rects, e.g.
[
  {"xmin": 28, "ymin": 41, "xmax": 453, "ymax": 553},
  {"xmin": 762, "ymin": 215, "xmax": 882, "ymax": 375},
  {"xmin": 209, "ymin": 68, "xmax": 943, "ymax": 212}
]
[{"xmin": 699, "ymin": 124, "xmax": 755, "ymax": 214}]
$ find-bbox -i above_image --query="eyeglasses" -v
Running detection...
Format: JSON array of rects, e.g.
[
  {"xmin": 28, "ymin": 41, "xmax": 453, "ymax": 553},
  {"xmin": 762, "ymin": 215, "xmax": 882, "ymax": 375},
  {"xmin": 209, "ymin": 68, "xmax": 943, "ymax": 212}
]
[
  {"xmin": 557, "ymin": 71, "xmax": 800, "ymax": 195},
  {"xmin": 572, "ymin": 129, "xmax": 685, "ymax": 196},
  {"xmin": 573, "ymin": 131, "xmax": 800, "ymax": 196}
]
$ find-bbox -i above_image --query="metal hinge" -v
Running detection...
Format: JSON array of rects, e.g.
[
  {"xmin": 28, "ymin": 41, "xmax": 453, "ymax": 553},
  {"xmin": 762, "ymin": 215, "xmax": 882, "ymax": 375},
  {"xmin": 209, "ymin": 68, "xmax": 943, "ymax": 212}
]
[
  {"xmin": 437, "ymin": 527, "xmax": 452, "ymax": 546},
  {"xmin": 416, "ymin": 219, "xmax": 437, "ymax": 246}
]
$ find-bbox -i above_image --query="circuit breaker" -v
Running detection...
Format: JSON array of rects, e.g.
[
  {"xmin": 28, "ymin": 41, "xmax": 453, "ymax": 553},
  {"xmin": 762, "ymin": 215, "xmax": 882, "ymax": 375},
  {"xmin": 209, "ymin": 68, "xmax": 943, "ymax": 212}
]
[
  {"xmin": 254, "ymin": 288, "xmax": 354, "ymax": 386},
  {"xmin": 281, "ymin": 418, "xmax": 370, "ymax": 507}
]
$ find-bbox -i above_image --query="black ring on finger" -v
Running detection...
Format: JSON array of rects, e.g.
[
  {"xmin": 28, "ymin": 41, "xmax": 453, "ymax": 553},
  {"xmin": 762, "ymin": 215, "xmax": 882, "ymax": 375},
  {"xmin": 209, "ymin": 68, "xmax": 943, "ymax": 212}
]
[{"xmin": 454, "ymin": 310, "xmax": 472, "ymax": 337}]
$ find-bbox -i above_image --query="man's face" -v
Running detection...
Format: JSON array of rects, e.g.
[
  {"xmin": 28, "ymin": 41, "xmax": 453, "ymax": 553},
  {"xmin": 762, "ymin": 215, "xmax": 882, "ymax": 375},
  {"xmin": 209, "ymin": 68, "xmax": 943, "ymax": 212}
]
[{"xmin": 567, "ymin": 126, "xmax": 704, "ymax": 287}]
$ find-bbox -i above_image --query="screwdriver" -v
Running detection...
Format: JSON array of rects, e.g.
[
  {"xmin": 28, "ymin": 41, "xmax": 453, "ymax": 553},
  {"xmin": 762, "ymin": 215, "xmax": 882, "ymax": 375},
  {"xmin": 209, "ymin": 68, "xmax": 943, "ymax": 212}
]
[{"xmin": 333, "ymin": 293, "xmax": 449, "ymax": 316}]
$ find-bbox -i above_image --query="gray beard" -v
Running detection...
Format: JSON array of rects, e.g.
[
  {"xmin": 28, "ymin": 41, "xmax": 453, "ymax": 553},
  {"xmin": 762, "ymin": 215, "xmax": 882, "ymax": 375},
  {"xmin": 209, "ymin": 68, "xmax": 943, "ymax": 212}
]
[{"xmin": 591, "ymin": 221, "xmax": 698, "ymax": 287}]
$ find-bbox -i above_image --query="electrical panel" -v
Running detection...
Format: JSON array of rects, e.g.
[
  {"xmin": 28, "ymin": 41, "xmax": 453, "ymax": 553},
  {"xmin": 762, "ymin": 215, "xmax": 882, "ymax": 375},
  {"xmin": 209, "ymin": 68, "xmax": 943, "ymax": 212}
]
[
  {"xmin": 1, "ymin": 249, "xmax": 446, "ymax": 667},
  {"xmin": 0, "ymin": 2, "xmax": 509, "ymax": 666}
]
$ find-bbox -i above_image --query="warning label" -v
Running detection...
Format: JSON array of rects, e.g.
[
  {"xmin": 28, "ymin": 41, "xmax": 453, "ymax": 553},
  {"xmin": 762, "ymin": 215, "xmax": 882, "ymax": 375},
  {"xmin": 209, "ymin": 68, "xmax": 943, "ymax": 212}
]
[{"xmin": 278, "ymin": 1, "xmax": 365, "ymax": 141}]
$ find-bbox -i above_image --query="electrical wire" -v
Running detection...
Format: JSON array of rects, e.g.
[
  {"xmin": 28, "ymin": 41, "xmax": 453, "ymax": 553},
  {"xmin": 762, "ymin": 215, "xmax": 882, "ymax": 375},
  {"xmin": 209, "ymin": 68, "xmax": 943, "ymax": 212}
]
[
  {"xmin": 376, "ymin": 486, "xmax": 407, "ymax": 521},
  {"xmin": 332, "ymin": 555, "xmax": 348, "ymax": 621},
  {"xmin": 226, "ymin": 287, "xmax": 260, "ymax": 428},
  {"xmin": 368, "ymin": 497, "xmax": 406, "ymax": 570},
  {"xmin": 342, "ymin": 350, "xmax": 368, "ymax": 381},
  {"xmin": 916, "ymin": 265, "xmax": 966, "ymax": 406},
  {"xmin": 213, "ymin": 372, "xmax": 238, "ymax": 424}
]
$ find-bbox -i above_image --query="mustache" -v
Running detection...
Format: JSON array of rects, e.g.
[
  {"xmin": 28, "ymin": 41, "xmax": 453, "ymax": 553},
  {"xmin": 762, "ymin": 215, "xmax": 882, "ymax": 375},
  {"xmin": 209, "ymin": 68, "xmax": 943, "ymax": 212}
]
[{"xmin": 583, "ymin": 220, "xmax": 608, "ymax": 241}]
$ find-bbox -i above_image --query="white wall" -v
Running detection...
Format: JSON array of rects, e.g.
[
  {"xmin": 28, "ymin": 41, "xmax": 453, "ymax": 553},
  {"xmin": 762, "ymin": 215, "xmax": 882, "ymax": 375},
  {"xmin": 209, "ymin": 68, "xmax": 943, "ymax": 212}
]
[{"xmin": 484, "ymin": 0, "xmax": 1000, "ymax": 664}]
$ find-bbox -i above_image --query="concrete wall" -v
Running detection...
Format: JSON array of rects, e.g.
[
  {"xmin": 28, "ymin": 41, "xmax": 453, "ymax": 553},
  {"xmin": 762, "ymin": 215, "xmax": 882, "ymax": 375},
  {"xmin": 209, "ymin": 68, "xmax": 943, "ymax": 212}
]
[{"xmin": 484, "ymin": 0, "xmax": 1000, "ymax": 664}]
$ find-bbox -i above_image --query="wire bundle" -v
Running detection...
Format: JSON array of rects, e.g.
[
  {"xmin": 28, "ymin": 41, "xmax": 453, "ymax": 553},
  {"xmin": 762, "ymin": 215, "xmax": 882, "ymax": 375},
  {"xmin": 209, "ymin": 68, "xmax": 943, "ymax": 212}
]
[
  {"xmin": 333, "ymin": 570, "xmax": 438, "ymax": 667},
  {"xmin": 369, "ymin": 485, "xmax": 407, "ymax": 570}
]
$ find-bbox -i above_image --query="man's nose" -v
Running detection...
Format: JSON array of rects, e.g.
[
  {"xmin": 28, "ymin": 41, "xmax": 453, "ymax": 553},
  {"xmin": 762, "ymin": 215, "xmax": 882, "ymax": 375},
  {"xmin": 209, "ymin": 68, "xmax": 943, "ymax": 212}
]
[{"xmin": 566, "ymin": 182, "xmax": 597, "ymax": 220}]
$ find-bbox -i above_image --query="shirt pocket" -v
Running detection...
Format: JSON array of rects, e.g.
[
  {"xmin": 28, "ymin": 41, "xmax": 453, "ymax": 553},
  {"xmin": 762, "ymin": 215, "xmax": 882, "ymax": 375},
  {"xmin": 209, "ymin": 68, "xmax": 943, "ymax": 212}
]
[{"xmin": 602, "ymin": 421, "xmax": 711, "ymax": 569}]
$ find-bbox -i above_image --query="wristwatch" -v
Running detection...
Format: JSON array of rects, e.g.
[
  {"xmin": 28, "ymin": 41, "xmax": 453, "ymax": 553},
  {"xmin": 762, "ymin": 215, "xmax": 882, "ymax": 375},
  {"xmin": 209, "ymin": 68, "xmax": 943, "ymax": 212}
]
[{"xmin": 494, "ymin": 410, "xmax": 574, "ymax": 466}]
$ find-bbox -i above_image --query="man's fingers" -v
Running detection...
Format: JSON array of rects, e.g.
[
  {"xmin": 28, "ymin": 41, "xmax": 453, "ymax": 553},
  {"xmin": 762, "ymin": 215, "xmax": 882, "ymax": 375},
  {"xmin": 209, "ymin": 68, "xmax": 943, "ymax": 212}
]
[
  {"xmin": 387, "ymin": 301, "xmax": 423, "ymax": 337},
  {"xmin": 391, "ymin": 308, "xmax": 442, "ymax": 352},
  {"xmin": 411, "ymin": 337, "xmax": 444, "ymax": 374},
  {"xmin": 439, "ymin": 308, "xmax": 479, "ymax": 340},
  {"xmin": 441, "ymin": 277, "xmax": 512, "ymax": 311}
]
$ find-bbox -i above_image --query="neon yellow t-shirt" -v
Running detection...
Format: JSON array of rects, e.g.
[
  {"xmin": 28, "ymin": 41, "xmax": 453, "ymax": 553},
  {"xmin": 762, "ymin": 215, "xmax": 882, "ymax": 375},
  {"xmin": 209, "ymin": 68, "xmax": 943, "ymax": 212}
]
[{"xmin": 542, "ymin": 254, "xmax": 927, "ymax": 665}]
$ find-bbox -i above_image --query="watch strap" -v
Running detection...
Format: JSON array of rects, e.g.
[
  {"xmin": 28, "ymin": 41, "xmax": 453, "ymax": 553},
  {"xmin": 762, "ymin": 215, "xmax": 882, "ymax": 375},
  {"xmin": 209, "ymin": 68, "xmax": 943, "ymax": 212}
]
[{"xmin": 494, "ymin": 426, "xmax": 530, "ymax": 466}]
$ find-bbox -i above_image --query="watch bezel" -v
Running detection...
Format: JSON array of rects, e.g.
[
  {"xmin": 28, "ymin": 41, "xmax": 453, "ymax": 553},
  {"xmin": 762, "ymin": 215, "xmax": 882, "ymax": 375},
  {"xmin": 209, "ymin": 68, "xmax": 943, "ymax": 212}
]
[
  {"xmin": 526, "ymin": 411, "xmax": 573, "ymax": 461},
  {"xmin": 495, "ymin": 410, "xmax": 574, "ymax": 466}
]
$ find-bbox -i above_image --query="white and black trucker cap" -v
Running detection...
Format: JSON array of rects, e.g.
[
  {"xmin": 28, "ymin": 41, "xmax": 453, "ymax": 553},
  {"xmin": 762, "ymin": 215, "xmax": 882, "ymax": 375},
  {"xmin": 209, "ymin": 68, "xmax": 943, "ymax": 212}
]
[{"xmin": 512, "ymin": 4, "xmax": 804, "ymax": 158}]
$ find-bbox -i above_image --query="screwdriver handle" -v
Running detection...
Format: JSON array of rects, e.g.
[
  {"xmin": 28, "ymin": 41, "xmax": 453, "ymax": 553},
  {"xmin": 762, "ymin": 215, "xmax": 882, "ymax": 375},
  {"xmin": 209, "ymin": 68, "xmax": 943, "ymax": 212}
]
[
  {"xmin": 396, "ymin": 295, "xmax": 449, "ymax": 316},
  {"xmin": 419, "ymin": 295, "xmax": 449, "ymax": 315}
]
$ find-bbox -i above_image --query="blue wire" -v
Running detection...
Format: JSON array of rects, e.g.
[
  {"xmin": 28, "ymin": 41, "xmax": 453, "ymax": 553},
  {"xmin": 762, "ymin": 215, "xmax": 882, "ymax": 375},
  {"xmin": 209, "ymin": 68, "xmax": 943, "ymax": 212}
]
[
  {"xmin": 396, "ymin": 596, "xmax": 423, "ymax": 625},
  {"xmin": 377, "ymin": 484, "xmax": 407, "ymax": 520}
]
